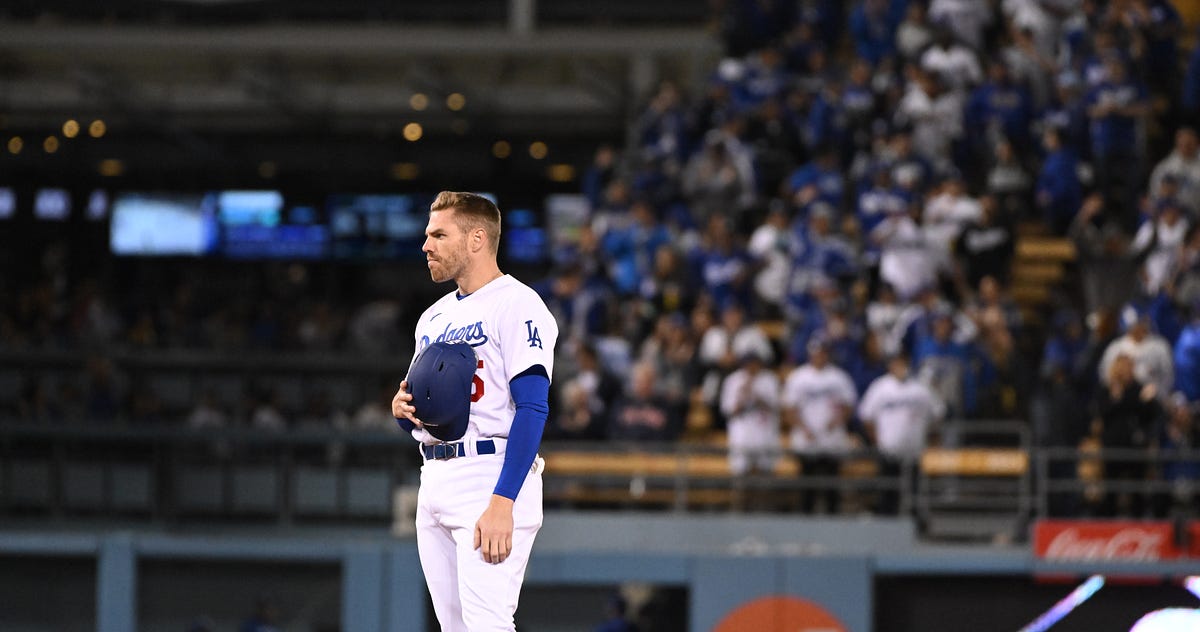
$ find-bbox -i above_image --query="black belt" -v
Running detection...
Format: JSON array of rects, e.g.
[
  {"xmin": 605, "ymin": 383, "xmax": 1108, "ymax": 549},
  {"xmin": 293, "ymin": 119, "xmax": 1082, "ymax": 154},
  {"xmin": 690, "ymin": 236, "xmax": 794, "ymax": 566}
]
[{"xmin": 422, "ymin": 439, "xmax": 497, "ymax": 461}]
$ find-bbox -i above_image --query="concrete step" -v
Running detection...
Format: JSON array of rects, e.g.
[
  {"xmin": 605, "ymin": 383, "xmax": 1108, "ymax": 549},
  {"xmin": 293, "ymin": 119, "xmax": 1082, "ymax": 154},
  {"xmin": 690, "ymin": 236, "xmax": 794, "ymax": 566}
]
[
  {"xmin": 1011, "ymin": 262, "xmax": 1065, "ymax": 285},
  {"xmin": 1015, "ymin": 238, "xmax": 1076, "ymax": 262},
  {"xmin": 1011, "ymin": 283, "xmax": 1050, "ymax": 304}
]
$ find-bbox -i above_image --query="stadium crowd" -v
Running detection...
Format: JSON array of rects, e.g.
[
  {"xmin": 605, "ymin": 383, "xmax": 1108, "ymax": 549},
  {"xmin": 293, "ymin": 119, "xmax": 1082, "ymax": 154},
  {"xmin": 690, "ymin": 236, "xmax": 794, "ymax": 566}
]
[
  {"xmin": 2, "ymin": 0, "xmax": 1200, "ymax": 519},
  {"xmin": 544, "ymin": 0, "xmax": 1200, "ymax": 518}
]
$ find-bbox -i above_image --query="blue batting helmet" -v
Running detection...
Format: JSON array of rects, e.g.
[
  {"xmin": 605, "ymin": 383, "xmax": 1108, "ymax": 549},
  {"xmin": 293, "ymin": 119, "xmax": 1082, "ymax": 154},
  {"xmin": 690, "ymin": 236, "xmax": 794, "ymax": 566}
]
[{"xmin": 406, "ymin": 341, "xmax": 477, "ymax": 442}]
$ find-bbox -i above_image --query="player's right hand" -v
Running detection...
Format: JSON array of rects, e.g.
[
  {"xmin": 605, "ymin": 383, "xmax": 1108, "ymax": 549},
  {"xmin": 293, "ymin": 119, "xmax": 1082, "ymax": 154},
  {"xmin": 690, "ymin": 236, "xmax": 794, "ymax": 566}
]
[{"xmin": 392, "ymin": 380, "xmax": 424, "ymax": 428}]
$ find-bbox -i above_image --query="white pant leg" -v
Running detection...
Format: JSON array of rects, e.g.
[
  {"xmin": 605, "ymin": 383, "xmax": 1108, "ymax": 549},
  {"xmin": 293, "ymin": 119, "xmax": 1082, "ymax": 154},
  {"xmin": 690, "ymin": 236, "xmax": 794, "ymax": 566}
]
[
  {"xmin": 418, "ymin": 454, "xmax": 543, "ymax": 632},
  {"xmin": 417, "ymin": 478, "xmax": 466, "ymax": 631}
]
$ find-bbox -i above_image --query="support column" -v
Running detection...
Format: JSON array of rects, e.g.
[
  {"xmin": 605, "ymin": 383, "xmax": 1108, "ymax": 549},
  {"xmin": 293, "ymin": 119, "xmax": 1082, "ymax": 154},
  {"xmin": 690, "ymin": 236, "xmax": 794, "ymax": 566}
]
[
  {"xmin": 96, "ymin": 534, "xmax": 137, "ymax": 632},
  {"xmin": 342, "ymin": 545, "xmax": 387, "ymax": 632},
  {"xmin": 509, "ymin": 0, "xmax": 536, "ymax": 36},
  {"xmin": 384, "ymin": 544, "xmax": 427, "ymax": 632}
]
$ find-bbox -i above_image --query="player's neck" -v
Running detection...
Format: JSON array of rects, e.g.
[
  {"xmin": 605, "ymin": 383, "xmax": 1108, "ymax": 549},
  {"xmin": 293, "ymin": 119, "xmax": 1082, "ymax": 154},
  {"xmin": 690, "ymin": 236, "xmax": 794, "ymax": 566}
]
[{"xmin": 456, "ymin": 263, "xmax": 504, "ymax": 296}]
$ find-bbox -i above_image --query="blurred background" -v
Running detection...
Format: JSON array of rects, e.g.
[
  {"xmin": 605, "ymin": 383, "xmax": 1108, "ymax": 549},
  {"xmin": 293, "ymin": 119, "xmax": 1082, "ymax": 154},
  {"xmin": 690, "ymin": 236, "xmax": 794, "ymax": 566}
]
[{"xmin": 2, "ymin": 0, "xmax": 1200, "ymax": 631}]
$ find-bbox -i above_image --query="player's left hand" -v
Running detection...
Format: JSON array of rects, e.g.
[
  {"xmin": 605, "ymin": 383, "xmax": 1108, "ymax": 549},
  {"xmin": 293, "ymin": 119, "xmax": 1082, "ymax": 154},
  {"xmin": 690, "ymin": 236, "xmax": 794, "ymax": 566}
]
[
  {"xmin": 392, "ymin": 380, "xmax": 424, "ymax": 428},
  {"xmin": 474, "ymin": 495, "xmax": 515, "ymax": 564}
]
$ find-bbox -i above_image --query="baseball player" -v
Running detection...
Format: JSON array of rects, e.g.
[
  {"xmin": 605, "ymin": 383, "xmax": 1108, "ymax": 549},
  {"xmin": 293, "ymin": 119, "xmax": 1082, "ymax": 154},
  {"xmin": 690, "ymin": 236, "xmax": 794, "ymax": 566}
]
[{"xmin": 392, "ymin": 191, "xmax": 558, "ymax": 632}]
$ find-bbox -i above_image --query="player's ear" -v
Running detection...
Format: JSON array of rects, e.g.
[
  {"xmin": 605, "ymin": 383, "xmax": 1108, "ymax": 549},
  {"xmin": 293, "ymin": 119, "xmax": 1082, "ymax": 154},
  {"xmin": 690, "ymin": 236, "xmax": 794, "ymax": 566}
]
[{"xmin": 470, "ymin": 227, "xmax": 486, "ymax": 253}]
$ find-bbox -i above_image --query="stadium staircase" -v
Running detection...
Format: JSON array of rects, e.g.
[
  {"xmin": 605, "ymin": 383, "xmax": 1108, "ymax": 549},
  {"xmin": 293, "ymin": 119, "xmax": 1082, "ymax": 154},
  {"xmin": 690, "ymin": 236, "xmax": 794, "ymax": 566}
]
[{"xmin": 1010, "ymin": 221, "xmax": 1076, "ymax": 327}]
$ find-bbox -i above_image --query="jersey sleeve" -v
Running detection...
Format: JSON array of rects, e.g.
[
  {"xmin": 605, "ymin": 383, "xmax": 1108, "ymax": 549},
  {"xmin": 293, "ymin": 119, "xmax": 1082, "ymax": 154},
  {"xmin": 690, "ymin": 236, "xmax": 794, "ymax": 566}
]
[
  {"xmin": 857, "ymin": 380, "xmax": 880, "ymax": 424},
  {"xmin": 498, "ymin": 286, "xmax": 559, "ymax": 384}
]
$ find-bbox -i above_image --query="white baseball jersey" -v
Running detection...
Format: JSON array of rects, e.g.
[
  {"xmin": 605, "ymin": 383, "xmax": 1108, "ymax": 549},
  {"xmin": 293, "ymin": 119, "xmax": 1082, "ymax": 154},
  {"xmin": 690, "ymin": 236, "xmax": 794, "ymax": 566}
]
[
  {"xmin": 857, "ymin": 374, "xmax": 945, "ymax": 458},
  {"xmin": 781, "ymin": 364, "xmax": 857, "ymax": 453},
  {"xmin": 410, "ymin": 273, "xmax": 558, "ymax": 632},
  {"xmin": 410, "ymin": 274, "xmax": 558, "ymax": 444},
  {"xmin": 720, "ymin": 368, "xmax": 781, "ymax": 475},
  {"xmin": 871, "ymin": 216, "xmax": 937, "ymax": 301}
]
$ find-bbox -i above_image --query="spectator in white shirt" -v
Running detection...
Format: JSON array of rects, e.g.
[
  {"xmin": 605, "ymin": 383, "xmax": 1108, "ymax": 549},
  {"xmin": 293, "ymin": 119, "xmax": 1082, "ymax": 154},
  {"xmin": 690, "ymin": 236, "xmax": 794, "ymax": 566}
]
[
  {"xmin": 352, "ymin": 383, "xmax": 401, "ymax": 432},
  {"xmin": 858, "ymin": 353, "xmax": 946, "ymax": 513},
  {"xmin": 871, "ymin": 205, "xmax": 939, "ymax": 301},
  {"xmin": 721, "ymin": 352, "xmax": 782, "ymax": 476},
  {"xmin": 929, "ymin": 0, "xmax": 993, "ymax": 51},
  {"xmin": 924, "ymin": 174, "xmax": 983, "ymax": 271},
  {"xmin": 1149, "ymin": 127, "xmax": 1200, "ymax": 215},
  {"xmin": 187, "ymin": 389, "xmax": 228, "ymax": 430},
  {"xmin": 897, "ymin": 70, "xmax": 965, "ymax": 168},
  {"xmin": 251, "ymin": 389, "xmax": 288, "ymax": 431},
  {"xmin": 920, "ymin": 27, "xmax": 983, "ymax": 92},
  {"xmin": 747, "ymin": 202, "xmax": 793, "ymax": 317},
  {"xmin": 1099, "ymin": 306, "xmax": 1175, "ymax": 400},
  {"xmin": 896, "ymin": 1, "xmax": 936, "ymax": 61},
  {"xmin": 699, "ymin": 301, "xmax": 774, "ymax": 408},
  {"xmin": 867, "ymin": 283, "xmax": 906, "ymax": 349},
  {"xmin": 1131, "ymin": 199, "xmax": 1191, "ymax": 295},
  {"xmin": 187, "ymin": 388, "xmax": 232, "ymax": 459},
  {"xmin": 781, "ymin": 335, "xmax": 859, "ymax": 513}
]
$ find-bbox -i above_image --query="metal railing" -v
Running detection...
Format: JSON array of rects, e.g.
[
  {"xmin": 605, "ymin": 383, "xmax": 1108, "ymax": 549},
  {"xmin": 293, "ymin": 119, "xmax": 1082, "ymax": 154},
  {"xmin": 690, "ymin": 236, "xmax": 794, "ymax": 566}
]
[
  {"xmin": 1, "ymin": 420, "xmax": 1194, "ymax": 538},
  {"xmin": 0, "ymin": 423, "xmax": 421, "ymax": 525},
  {"xmin": 1034, "ymin": 445, "xmax": 1200, "ymax": 520}
]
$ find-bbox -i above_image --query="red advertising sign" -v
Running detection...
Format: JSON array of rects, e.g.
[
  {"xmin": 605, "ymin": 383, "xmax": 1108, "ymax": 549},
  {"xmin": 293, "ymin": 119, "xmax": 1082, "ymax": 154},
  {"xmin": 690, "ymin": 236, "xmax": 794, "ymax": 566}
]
[
  {"xmin": 1032, "ymin": 520, "xmax": 1181, "ymax": 561},
  {"xmin": 1189, "ymin": 521, "xmax": 1200, "ymax": 558}
]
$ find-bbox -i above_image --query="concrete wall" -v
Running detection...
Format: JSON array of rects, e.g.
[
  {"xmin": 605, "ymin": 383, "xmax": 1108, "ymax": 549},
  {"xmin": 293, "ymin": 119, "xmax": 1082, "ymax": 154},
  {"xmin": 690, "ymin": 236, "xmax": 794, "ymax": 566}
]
[{"xmin": 1, "ymin": 513, "xmax": 1195, "ymax": 632}]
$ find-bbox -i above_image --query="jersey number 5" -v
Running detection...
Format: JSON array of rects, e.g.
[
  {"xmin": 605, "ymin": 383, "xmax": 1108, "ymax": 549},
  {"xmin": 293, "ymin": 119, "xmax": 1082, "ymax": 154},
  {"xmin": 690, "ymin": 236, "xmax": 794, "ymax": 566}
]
[
  {"xmin": 525, "ymin": 320, "xmax": 543, "ymax": 349},
  {"xmin": 471, "ymin": 359, "xmax": 485, "ymax": 402}
]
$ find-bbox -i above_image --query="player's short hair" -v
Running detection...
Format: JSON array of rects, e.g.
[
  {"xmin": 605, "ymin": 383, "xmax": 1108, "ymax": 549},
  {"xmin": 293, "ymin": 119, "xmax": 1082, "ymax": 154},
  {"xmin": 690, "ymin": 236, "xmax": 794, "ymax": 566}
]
[{"xmin": 430, "ymin": 191, "xmax": 501, "ymax": 254}]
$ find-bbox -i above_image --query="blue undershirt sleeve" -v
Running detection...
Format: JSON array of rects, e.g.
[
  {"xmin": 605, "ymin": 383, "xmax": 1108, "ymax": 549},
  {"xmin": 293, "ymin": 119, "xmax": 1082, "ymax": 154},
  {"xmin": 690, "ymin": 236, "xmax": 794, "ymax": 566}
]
[
  {"xmin": 394, "ymin": 416, "xmax": 417, "ymax": 433},
  {"xmin": 494, "ymin": 366, "xmax": 550, "ymax": 500}
]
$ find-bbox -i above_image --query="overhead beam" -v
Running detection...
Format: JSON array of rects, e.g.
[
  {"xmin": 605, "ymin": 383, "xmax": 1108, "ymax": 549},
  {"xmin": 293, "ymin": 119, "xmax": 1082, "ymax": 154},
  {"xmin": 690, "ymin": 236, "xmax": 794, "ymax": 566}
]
[{"xmin": 0, "ymin": 24, "xmax": 719, "ymax": 58}]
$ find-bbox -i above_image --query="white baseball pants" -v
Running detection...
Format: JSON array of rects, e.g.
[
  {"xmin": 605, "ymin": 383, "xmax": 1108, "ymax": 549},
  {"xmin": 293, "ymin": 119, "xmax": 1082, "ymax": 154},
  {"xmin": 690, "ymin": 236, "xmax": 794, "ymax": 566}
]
[{"xmin": 416, "ymin": 447, "xmax": 543, "ymax": 632}]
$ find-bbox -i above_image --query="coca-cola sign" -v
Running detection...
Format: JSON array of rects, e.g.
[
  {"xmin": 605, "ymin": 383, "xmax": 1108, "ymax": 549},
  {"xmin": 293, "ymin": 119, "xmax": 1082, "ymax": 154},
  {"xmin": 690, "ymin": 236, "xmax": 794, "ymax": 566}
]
[{"xmin": 1033, "ymin": 521, "xmax": 1181, "ymax": 561}]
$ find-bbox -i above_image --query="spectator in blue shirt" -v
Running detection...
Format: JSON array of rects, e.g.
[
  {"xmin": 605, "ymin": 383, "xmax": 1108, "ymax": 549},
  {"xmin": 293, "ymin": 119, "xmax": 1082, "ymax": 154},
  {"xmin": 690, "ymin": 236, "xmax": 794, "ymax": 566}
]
[
  {"xmin": 599, "ymin": 199, "xmax": 672, "ymax": 297},
  {"xmin": 887, "ymin": 127, "xmax": 935, "ymax": 196},
  {"xmin": 911, "ymin": 309, "xmax": 970, "ymax": 417},
  {"xmin": 965, "ymin": 60, "xmax": 1036, "ymax": 159},
  {"xmin": 1039, "ymin": 72, "xmax": 1090, "ymax": 162},
  {"xmin": 856, "ymin": 166, "xmax": 911, "ymax": 265},
  {"xmin": 786, "ymin": 145, "xmax": 846, "ymax": 214},
  {"xmin": 806, "ymin": 82, "xmax": 851, "ymax": 158},
  {"xmin": 634, "ymin": 81, "xmax": 689, "ymax": 165},
  {"xmin": 1141, "ymin": 0, "xmax": 1183, "ymax": 97},
  {"xmin": 581, "ymin": 144, "xmax": 618, "ymax": 211},
  {"xmin": 1086, "ymin": 56, "xmax": 1151, "ymax": 225},
  {"xmin": 843, "ymin": 57, "xmax": 881, "ymax": 151},
  {"xmin": 691, "ymin": 214, "xmax": 753, "ymax": 310},
  {"xmin": 790, "ymin": 203, "xmax": 857, "ymax": 287},
  {"xmin": 849, "ymin": 0, "xmax": 899, "ymax": 66},
  {"xmin": 1036, "ymin": 126, "xmax": 1084, "ymax": 234},
  {"xmin": 737, "ymin": 47, "xmax": 790, "ymax": 111},
  {"xmin": 1173, "ymin": 304, "xmax": 1200, "ymax": 402}
]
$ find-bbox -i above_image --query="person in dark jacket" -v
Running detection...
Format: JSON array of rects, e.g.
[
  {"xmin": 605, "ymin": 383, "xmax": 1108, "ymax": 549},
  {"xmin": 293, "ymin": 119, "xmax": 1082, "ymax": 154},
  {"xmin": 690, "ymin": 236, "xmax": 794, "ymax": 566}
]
[{"xmin": 1091, "ymin": 353, "xmax": 1162, "ymax": 517}]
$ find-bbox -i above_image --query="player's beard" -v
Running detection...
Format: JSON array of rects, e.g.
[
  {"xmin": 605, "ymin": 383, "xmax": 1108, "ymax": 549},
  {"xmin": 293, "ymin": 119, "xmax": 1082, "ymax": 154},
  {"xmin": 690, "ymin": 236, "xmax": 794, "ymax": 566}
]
[{"xmin": 427, "ymin": 241, "xmax": 467, "ymax": 284}]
